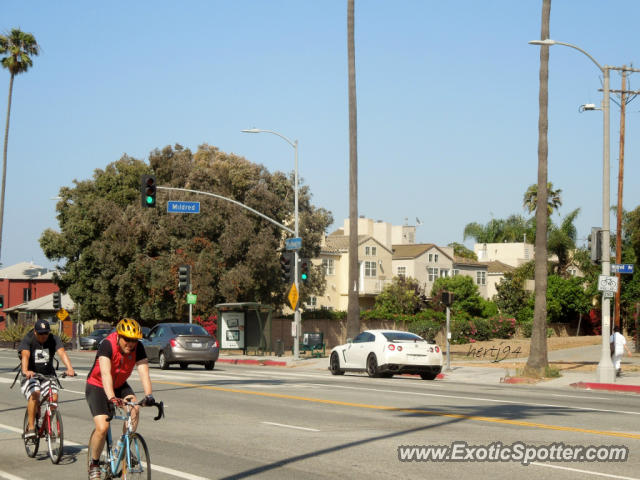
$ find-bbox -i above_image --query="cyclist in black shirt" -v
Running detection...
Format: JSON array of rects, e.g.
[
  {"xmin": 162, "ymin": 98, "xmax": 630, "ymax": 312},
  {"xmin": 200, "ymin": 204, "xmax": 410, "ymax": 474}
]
[{"xmin": 18, "ymin": 320, "xmax": 75, "ymax": 438}]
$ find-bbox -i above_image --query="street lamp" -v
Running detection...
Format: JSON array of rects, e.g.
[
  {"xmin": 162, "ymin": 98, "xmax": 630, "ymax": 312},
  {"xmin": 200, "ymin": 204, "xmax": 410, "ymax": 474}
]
[
  {"xmin": 529, "ymin": 39, "xmax": 615, "ymax": 383},
  {"xmin": 241, "ymin": 128, "xmax": 301, "ymax": 360}
]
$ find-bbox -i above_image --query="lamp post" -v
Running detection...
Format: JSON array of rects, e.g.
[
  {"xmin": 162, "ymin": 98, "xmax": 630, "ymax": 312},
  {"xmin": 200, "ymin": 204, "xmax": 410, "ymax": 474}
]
[
  {"xmin": 529, "ymin": 39, "xmax": 615, "ymax": 383},
  {"xmin": 241, "ymin": 128, "xmax": 301, "ymax": 360}
]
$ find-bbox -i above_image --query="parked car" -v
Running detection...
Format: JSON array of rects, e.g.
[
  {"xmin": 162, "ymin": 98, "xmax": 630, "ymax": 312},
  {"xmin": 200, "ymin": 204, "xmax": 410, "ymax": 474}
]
[
  {"xmin": 329, "ymin": 330, "xmax": 443, "ymax": 380},
  {"xmin": 79, "ymin": 328, "xmax": 113, "ymax": 350},
  {"xmin": 142, "ymin": 323, "xmax": 219, "ymax": 370}
]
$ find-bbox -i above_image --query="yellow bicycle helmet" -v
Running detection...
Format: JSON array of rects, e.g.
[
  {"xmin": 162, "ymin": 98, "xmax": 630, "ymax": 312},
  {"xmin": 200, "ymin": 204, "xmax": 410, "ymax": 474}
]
[{"xmin": 116, "ymin": 318, "xmax": 143, "ymax": 340}]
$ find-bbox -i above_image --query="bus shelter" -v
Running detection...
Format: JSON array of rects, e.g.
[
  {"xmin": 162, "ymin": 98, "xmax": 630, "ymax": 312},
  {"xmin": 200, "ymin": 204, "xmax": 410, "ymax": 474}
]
[{"xmin": 215, "ymin": 302, "xmax": 274, "ymax": 355}]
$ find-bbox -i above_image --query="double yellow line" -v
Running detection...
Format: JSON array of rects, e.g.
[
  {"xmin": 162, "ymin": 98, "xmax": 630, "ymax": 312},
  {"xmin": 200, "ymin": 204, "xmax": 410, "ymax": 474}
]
[{"xmin": 156, "ymin": 380, "xmax": 640, "ymax": 440}]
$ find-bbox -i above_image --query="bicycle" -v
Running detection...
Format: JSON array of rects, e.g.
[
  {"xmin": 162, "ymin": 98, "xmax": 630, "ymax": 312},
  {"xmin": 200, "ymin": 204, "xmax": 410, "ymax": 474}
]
[
  {"xmin": 21, "ymin": 372, "xmax": 71, "ymax": 464},
  {"xmin": 87, "ymin": 398, "xmax": 164, "ymax": 479}
]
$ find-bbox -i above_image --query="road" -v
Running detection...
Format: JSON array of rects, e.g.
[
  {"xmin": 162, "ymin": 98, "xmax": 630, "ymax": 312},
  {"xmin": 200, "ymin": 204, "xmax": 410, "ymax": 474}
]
[{"xmin": 0, "ymin": 349, "xmax": 639, "ymax": 479}]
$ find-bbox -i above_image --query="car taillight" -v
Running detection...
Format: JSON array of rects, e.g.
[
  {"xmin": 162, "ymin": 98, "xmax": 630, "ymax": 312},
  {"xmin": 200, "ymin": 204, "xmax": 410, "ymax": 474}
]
[
  {"xmin": 435, "ymin": 346, "xmax": 440, "ymax": 353},
  {"xmin": 397, "ymin": 345, "xmax": 403, "ymax": 352},
  {"xmin": 169, "ymin": 338, "xmax": 177, "ymax": 347},
  {"xmin": 214, "ymin": 340, "xmax": 219, "ymax": 348},
  {"xmin": 388, "ymin": 344, "xmax": 395, "ymax": 351}
]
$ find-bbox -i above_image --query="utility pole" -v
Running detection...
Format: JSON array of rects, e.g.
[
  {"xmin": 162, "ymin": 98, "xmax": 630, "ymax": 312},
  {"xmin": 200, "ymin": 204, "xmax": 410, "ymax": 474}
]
[{"xmin": 609, "ymin": 66, "xmax": 640, "ymax": 331}]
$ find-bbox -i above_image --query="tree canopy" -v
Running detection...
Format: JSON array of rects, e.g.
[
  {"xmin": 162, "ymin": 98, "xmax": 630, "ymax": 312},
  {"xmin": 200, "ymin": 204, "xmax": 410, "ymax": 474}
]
[{"xmin": 40, "ymin": 144, "xmax": 332, "ymax": 323}]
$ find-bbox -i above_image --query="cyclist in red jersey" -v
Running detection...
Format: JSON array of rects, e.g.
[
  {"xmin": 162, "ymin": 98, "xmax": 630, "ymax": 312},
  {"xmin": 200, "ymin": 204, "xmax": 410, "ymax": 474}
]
[{"xmin": 86, "ymin": 318, "xmax": 153, "ymax": 480}]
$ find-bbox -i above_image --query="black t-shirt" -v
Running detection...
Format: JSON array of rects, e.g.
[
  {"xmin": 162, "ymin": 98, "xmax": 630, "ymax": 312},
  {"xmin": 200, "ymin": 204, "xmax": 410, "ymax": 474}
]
[{"xmin": 18, "ymin": 330, "xmax": 63, "ymax": 375}]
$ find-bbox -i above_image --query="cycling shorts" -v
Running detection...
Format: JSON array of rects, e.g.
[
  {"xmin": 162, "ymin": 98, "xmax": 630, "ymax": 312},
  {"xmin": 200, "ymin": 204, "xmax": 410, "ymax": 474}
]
[{"xmin": 85, "ymin": 382, "xmax": 135, "ymax": 419}]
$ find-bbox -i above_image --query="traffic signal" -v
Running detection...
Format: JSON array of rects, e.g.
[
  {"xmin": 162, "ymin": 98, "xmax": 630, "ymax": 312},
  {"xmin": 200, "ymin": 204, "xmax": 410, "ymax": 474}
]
[
  {"xmin": 280, "ymin": 252, "xmax": 293, "ymax": 284},
  {"xmin": 441, "ymin": 291, "xmax": 454, "ymax": 307},
  {"xmin": 178, "ymin": 265, "xmax": 191, "ymax": 292},
  {"xmin": 140, "ymin": 174, "xmax": 157, "ymax": 208},
  {"xmin": 52, "ymin": 292, "xmax": 61, "ymax": 310},
  {"xmin": 0, "ymin": 295, "xmax": 4, "ymax": 309},
  {"xmin": 299, "ymin": 258, "xmax": 310, "ymax": 283},
  {"xmin": 588, "ymin": 227, "xmax": 602, "ymax": 264}
]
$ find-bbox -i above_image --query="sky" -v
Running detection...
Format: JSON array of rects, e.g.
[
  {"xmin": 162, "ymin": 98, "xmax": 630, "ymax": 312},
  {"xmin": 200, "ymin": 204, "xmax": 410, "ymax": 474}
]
[{"xmin": 1, "ymin": 0, "xmax": 640, "ymax": 269}]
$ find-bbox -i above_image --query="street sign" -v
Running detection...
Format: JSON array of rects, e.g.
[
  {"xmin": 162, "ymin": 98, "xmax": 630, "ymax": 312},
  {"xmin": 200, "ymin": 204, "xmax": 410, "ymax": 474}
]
[
  {"xmin": 611, "ymin": 264, "xmax": 635, "ymax": 274},
  {"xmin": 598, "ymin": 275, "xmax": 619, "ymax": 292},
  {"xmin": 186, "ymin": 293, "xmax": 197, "ymax": 305},
  {"xmin": 603, "ymin": 290, "xmax": 615, "ymax": 298},
  {"xmin": 287, "ymin": 283, "xmax": 299, "ymax": 310},
  {"xmin": 285, "ymin": 237, "xmax": 302, "ymax": 251},
  {"xmin": 167, "ymin": 201, "xmax": 200, "ymax": 214},
  {"xmin": 56, "ymin": 308, "xmax": 69, "ymax": 321}
]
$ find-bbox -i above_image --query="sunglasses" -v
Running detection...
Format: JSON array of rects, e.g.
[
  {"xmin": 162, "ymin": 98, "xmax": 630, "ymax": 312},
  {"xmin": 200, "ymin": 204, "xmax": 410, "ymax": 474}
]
[{"xmin": 119, "ymin": 336, "xmax": 138, "ymax": 344}]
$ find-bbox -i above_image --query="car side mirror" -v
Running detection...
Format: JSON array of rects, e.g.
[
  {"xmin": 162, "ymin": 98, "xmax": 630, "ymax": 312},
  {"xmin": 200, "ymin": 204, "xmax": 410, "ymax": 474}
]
[{"xmin": 347, "ymin": 338, "xmax": 353, "ymax": 344}]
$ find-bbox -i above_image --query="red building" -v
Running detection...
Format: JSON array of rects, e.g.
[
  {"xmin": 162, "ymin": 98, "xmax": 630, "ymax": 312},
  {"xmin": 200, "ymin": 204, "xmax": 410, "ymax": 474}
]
[{"xmin": 0, "ymin": 262, "xmax": 59, "ymax": 329}]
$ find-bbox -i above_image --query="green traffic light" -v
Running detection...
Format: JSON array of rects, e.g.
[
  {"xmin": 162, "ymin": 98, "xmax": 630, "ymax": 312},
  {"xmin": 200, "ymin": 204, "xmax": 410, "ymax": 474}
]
[
  {"xmin": 301, "ymin": 273, "xmax": 308, "ymax": 280},
  {"xmin": 146, "ymin": 195, "xmax": 154, "ymax": 204}
]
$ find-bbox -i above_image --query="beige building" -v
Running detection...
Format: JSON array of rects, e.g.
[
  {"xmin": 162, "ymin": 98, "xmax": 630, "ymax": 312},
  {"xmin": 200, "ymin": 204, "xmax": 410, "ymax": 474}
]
[{"xmin": 474, "ymin": 242, "xmax": 534, "ymax": 267}]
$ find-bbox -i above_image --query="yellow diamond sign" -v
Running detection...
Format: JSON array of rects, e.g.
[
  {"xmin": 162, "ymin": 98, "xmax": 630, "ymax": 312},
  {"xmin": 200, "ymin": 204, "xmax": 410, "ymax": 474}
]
[
  {"xmin": 287, "ymin": 283, "xmax": 299, "ymax": 311},
  {"xmin": 56, "ymin": 308, "xmax": 69, "ymax": 321}
]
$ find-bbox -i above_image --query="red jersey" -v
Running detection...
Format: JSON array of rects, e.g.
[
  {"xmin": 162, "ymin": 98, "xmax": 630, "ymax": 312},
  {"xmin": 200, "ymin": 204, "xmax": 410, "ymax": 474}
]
[{"xmin": 87, "ymin": 332, "xmax": 147, "ymax": 389}]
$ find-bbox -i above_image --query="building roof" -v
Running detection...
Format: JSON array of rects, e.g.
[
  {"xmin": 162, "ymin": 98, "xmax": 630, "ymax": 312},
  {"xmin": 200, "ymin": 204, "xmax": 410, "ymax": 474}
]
[
  {"xmin": 3, "ymin": 292, "xmax": 74, "ymax": 313},
  {"xmin": 453, "ymin": 255, "xmax": 487, "ymax": 268},
  {"xmin": 0, "ymin": 262, "xmax": 55, "ymax": 280},
  {"xmin": 322, "ymin": 234, "xmax": 392, "ymax": 254},
  {"xmin": 392, "ymin": 243, "xmax": 452, "ymax": 261},
  {"xmin": 481, "ymin": 260, "xmax": 516, "ymax": 274}
]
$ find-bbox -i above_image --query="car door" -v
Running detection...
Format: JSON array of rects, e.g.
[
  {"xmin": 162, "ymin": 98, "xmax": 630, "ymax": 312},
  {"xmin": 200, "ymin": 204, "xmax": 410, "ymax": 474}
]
[
  {"xmin": 144, "ymin": 326, "xmax": 163, "ymax": 361},
  {"xmin": 343, "ymin": 332, "xmax": 368, "ymax": 369},
  {"xmin": 351, "ymin": 332, "xmax": 376, "ymax": 368}
]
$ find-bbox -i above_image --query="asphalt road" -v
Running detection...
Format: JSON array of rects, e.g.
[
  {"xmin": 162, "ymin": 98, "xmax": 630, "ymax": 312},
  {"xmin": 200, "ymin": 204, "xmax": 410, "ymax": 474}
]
[{"xmin": 1, "ymin": 349, "xmax": 639, "ymax": 479}]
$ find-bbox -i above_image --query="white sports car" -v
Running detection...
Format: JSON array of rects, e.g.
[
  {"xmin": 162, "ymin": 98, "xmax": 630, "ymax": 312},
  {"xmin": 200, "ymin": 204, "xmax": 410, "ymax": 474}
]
[{"xmin": 329, "ymin": 330, "xmax": 443, "ymax": 380}]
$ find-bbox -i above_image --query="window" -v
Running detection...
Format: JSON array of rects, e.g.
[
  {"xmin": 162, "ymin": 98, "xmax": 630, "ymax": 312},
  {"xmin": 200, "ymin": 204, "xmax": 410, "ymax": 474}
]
[
  {"xmin": 568, "ymin": 268, "xmax": 577, "ymax": 277},
  {"xmin": 365, "ymin": 246, "xmax": 377, "ymax": 256},
  {"xmin": 397, "ymin": 266, "xmax": 406, "ymax": 279},
  {"xmin": 306, "ymin": 296, "xmax": 317, "ymax": 309},
  {"xmin": 364, "ymin": 261, "xmax": 377, "ymax": 277},
  {"xmin": 353, "ymin": 332, "xmax": 375, "ymax": 343},
  {"xmin": 453, "ymin": 269, "xmax": 460, "ymax": 276},
  {"xmin": 440, "ymin": 269, "xmax": 449, "ymax": 278},
  {"xmin": 434, "ymin": 253, "xmax": 439, "ymax": 263},
  {"xmin": 428, "ymin": 253, "xmax": 433, "ymax": 262},
  {"xmin": 476, "ymin": 271, "xmax": 486, "ymax": 286},
  {"xmin": 322, "ymin": 258, "xmax": 335, "ymax": 275},
  {"xmin": 428, "ymin": 267, "xmax": 438, "ymax": 281},
  {"xmin": 23, "ymin": 288, "xmax": 31, "ymax": 302}
]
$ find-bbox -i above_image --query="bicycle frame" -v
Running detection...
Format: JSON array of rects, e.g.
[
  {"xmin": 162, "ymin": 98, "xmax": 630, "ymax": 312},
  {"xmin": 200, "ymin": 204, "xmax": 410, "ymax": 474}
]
[{"xmin": 104, "ymin": 403, "xmax": 139, "ymax": 475}]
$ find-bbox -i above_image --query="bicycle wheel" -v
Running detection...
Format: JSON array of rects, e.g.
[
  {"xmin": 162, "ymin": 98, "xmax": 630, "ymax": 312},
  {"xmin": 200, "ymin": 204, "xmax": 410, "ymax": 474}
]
[
  {"xmin": 123, "ymin": 433, "xmax": 151, "ymax": 480},
  {"xmin": 47, "ymin": 409, "xmax": 64, "ymax": 464},
  {"xmin": 87, "ymin": 429, "xmax": 112, "ymax": 479},
  {"xmin": 23, "ymin": 409, "xmax": 40, "ymax": 457}
]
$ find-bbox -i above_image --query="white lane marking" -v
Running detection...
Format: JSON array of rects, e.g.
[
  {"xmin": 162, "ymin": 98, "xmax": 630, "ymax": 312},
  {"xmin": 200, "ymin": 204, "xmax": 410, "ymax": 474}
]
[
  {"xmin": 262, "ymin": 421, "xmax": 320, "ymax": 432},
  {"xmin": 550, "ymin": 393, "xmax": 610, "ymax": 400},
  {"xmin": 0, "ymin": 422, "xmax": 210, "ymax": 480},
  {"xmin": 311, "ymin": 383, "xmax": 640, "ymax": 416},
  {"xmin": 0, "ymin": 471, "xmax": 27, "ymax": 480},
  {"xmin": 532, "ymin": 462, "xmax": 640, "ymax": 479}
]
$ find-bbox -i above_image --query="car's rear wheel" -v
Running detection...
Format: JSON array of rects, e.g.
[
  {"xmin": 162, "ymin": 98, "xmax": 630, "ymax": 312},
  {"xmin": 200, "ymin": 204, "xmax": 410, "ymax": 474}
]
[
  {"xmin": 329, "ymin": 352, "xmax": 345, "ymax": 375},
  {"xmin": 366, "ymin": 354, "xmax": 380, "ymax": 378},
  {"xmin": 204, "ymin": 361, "xmax": 215, "ymax": 370},
  {"xmin": 420, "ymin": 372, "xmax": 438, "ymax": 380},
  {"xmin": 159, "ymin": 352, "xmax": 170, "ymax": 370}
]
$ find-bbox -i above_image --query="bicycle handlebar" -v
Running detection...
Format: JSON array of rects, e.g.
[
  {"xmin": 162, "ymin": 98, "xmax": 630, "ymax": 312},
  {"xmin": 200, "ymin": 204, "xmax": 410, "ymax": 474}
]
[{"xmin": 117, "ymin": 398, "xmax": 165, "ymax": 421}]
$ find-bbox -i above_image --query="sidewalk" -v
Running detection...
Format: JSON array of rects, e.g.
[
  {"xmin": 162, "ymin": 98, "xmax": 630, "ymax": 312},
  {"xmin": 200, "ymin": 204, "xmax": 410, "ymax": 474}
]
[{"xmin": 218, "ymin": 345, "xmax": 640, "ymax": 394}]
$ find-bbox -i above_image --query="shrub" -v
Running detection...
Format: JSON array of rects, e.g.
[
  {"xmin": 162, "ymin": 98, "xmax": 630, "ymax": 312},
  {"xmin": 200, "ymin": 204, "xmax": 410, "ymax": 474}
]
[{"xmin": 0, "ymin": 323, "xmax": 31, "ymax": 343}]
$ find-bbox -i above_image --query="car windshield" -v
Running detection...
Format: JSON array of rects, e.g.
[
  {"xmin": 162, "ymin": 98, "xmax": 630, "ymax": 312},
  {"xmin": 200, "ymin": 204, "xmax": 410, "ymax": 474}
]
[
  {"xmin": 381, "ymin": 331, "xmax": 425, "ymax": 342},
  {"xmin": 170, "ymin": 325, "xmax": 208, "ymax": 336},
  {"xmin": 92, "ymin": 329, "xmax": 111, "ymax": 336}
]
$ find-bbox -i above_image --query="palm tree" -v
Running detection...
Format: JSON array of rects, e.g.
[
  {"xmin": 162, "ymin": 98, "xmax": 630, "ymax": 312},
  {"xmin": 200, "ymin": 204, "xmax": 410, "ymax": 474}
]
[
  {"xmin": 0, "ymin": 28, "xmax": 39, "ymax": 262},
  {"xmin": 523, "ymin": 182, "xmax": 562, "ymax": 215},
  {"xmin": 463, "ymin": 215, "xmax": 534, "ymax": 244},
  {"xmin": 548, "ymin": 208, "xmax": 580, "ymax": 275},
  {"xmin": 526, "ymin": 0, "xmax": 551, "ymax": 377},
  {"xmin": 346, "ymin": 0, "xmax": 360, "ymax": 340}
]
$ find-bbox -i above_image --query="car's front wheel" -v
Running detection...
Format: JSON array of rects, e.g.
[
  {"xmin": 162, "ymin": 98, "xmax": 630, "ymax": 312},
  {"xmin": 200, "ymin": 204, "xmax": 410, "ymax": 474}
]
[
  {"xmin": 159, "ymin": 352, "xmax": 170, "ymax": 370},
  {"xmin": 366, "ymin": 354, "xmax": 380, "ymax": 378},
  {"xmin": 329, "ymin": 352, "xmax": 345, "ymax": 375},
  {"xmin": 420, "ymin": 372, "xmax": 438, "ymax": 380},
  {"xmin": 204, "ymin": 361, "xmax": 215, "ymax": 370}
]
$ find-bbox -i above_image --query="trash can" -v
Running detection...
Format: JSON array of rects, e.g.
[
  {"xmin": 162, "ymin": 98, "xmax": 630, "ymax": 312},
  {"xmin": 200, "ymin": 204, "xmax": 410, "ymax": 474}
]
[{"xmin": 275, "ymin": 339, "xmax": 284, "ymax": 357}]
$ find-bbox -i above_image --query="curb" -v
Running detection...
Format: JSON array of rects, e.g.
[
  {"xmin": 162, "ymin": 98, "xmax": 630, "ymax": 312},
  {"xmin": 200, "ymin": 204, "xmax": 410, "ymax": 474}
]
[
  {"xmin": 500, "ymin": 376, "xmax": 538, "ymax": 384},
  {"xmin": 570, "ymin": 381, "xmax": 640, "ymax": 394},
  {"xmin": 217, "ymin": 358, "xmax": 288, "ymax": 367}
]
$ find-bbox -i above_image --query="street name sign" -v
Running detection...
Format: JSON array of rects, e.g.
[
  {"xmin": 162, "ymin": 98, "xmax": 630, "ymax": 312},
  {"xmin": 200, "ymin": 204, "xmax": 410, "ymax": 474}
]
[
  {"xmin": 611, "ymin": 264, "xmax": 634, "ymax": 274},
  {"xmin": 597, "ymin": 275, "xmax": 619, "ymax": 292},
  {"xmin": 285, "ymin": 237, "xmax": 302, "ymax": 251},
  {"xmin": 187, "ymin": 293, "xmax": 197, "ymax": 305},
  {"xmin": 167, "ymin": 201, "xmax": 200, "ymax": 213}
]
